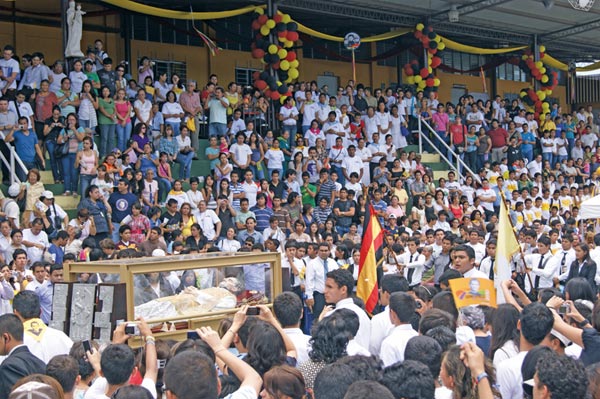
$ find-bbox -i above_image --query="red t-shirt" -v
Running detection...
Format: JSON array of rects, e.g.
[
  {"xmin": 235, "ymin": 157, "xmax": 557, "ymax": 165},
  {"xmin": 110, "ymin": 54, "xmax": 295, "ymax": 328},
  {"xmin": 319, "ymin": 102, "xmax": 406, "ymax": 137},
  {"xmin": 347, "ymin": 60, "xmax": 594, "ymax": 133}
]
[
  {"xmin": 488, "ymin": 128, "xmax": 508, "ymax": 148},
  {"xmin": 450, "ymin": 124, "xmax": 466, "ymax": 145}
]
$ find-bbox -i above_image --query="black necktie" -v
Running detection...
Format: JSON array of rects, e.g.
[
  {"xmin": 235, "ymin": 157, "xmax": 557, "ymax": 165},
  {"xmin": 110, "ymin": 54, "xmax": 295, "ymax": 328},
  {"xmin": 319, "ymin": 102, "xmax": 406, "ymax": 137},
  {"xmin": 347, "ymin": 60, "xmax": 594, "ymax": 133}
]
[
  {"xmin": 534, "ymin": 254, "xmax": 545, "ymax": 289},
  {"xmin": 407, "ymin": 253, "xmax": 415, "ymax": 285},
  {"xmin": 489, "ymin": 258, "xmax": 495, "ymax": 281},
  {"xmin": 561, "ymin": 252, "xmax": 568, "ymax": 274}
]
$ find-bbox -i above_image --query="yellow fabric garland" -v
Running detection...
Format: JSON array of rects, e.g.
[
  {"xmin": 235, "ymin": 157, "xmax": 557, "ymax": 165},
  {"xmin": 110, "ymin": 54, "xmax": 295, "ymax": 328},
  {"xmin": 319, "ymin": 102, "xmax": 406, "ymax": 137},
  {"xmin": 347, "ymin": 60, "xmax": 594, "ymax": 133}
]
[
  {"xmin": 100, "ymin": 0, "xmax": 264, "ymax": 20},
  {"xmin": 439, "ymin": 36, "xmax": 528, "ymax": 55},
  {"xmin": 293, "ymin": 20, "xmax": 411, "ymax": 43},
  {"xmin": 542, "ymin": 54, "xmax": 600, "ymax": 73}
]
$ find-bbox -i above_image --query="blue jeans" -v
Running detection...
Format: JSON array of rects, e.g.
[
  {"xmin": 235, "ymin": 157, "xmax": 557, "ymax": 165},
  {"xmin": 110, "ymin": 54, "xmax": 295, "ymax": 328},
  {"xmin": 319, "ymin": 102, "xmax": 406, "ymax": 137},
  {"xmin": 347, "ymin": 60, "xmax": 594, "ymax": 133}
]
[
  {"xmin": 567, "ymin": 138, "xmax": 575, "ymax": 157},
  {"xmin": 249, "ymin": 164, "xmax": 265, "ymax": 181},
  {"xmin": 542, "ymin": 152, "xmax": 553, "ymax": 166},
  {"xmin": 158, "ymin": 177, "xmax": 172, "ymax": 201},
  {"xmin": 337, "ymin": 226, "xmax": 350, "ymax": 236},
  {"xmin": 302, "ymin": 125, "xmax": 310, "ymax": 135},
  {"xmin": 268, "ymin": 168, "xmax": 283, "ymax": 180},
  {"xmin": 80, "ymin": 173, "xmax": 96, "ymax": 197},
  {"xmin": 61, "ymin": 153, "xmax": 78, "ymax": 193},
  {"xmin": 116, "ymin": 122, "xmax": 132, "ymax": 152},
  {"xmin": 45, "ymin": 140, "xmax": 63, "ymax": 182},
  {"xmin": 477, "ymin": 153, "xmax": 488, "ymax": 171},
  {"xmin": 79, "ymin": 119, "xmax": 92, "ymax": 129},
  {"xmin": 209, "ymin": 123, "xmax": 227, "ymax": 138},
  {"xmin": 18, "ymin": 161, "xmax": 36, "ymax": 182},
  {"xmin": 99, "ymin": 124, "xmax": 116, "ymax": 158},
  {"xmin": 556, "ymin": 155, "xmax": 568, "ymax": 165},
  {"xmin": 522, "ymin": 148, "xmax": 533, "ymax": 163},
  {"xmin": 111, "ymin": 222, "xmax": 121, "ymax": 243},
  {"xmin": 465, "ymin": 151, "xmax": 478, "ymax": 173},
  {"xmin": 176, "ymin": 151, "xmax": 194, "ymax": 179},
  {"xmin": 282, "ymin": 124, "xmax": 297, "ymax": 147}
]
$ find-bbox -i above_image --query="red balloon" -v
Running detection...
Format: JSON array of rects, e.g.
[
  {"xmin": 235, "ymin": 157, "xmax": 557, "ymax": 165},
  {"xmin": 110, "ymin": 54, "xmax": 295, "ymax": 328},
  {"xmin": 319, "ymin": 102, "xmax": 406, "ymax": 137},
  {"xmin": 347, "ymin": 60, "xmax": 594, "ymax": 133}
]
[
  {"xmin": 422, "ymin": 37, "xmax": 430, "ymax": 47},
  {"xmin": 430, "ymin": 56, "xmax": 441, "ymax": 68},
  {"xmin": 420, "ymin": 68, "xmax": 429, "ymax": 78},
  {"xmin": 404, "ymin": 66, "xmax": 413, "ymax": 76},
  {"xmin": 252, "ymin": 71, "xmax": 260, "ymax": 80},
  {"xmin": 287, "ymin": 31, "xmax": 299, "ymax": 41},
  {"xmin": 414, "ymin": 31, "xmax": 423, "ymax": 39},
  {"xmin": 411, "ymin": 59, "xmax": 419, "ymax": 65},
  {"xmin": 255, "ymin": 80, "xmax": 267, "ymax": 90},
  {"xmin": 270, "ymin": 91, "xmax": 280, "ymax": 100},
  {"xmin": 258, "ymin": 15, "xmax": 268, "ymax": 25},
  {"xmin": 252, "ymin": 20, "xmax": 261, "ymax": 31},
  {"xmin": 278, "ymin": 31, "xmax": 287, "ymax": 38},
  {"xmin": 274, "ymin": 14, "xmax": 283, "ymax": 23},
  {"xmin": 426, "ymin": 78, "xmax": 435, "ymax": 87},
  {"xmin": 286, "ymin": 51, "xmax": 297, "ymax": 61},
  {"xmin": 272, "ymin": 61, "xmax": 280, "ymax": 70},
  {"xmin": 540, "ymin": 53, "xmax": 545, "ymax": 59},
  {"xmin": 252, "ymin": 49, "xmax": 265, "ymax": 59},
  {"xmin": 265, "ymin": 89, "xmax": 271, "ymax": 96},
  {"xmin": 428, "ymin": 48, "xmax": 437, "ymax": 55}
]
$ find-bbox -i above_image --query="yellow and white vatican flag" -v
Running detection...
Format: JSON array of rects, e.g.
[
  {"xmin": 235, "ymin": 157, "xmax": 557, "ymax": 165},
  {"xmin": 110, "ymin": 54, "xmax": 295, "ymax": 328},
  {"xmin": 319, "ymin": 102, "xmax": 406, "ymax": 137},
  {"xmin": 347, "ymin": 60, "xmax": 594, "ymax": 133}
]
[{"xmin": 495, "ymin": 193, "xmax": 520, "ymax": 303}]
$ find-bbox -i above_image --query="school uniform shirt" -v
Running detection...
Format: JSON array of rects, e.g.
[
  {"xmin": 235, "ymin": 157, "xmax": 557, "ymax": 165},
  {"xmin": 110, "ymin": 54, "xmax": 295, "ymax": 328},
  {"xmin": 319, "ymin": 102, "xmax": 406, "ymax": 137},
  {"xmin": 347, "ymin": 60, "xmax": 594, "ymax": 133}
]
[
  {"xmin": 330, "ymin": 298, "xmax": 371, "ymax": 350},
  {"xmin": 305, "ymin": 257, "xmax": 338, "ymax": 300},
  {"xmin": 369, "ymin": 306, "xmax": 393, "ymax": 355},
  {"xmin": 283, "ymin": 328, "xmax": 311, "ymax": 364},
  {"xmin": 399, "ymin": 251, "xmax": 425, "ymax": 286},
  {"xmin": 555, "ymin": 248, "xmax": 576, "ymax": 279},
  {"xmin": 379, "ymin": 324, "xmax": 419, "ymax": 367},
  {"xmin": 467, "ymin": 242, "xmax": 487, "ymax": 265},
  {"xmin": 478, "ymin": 256, "xmax": 497, "ymax": 280},
  {"xmin": 524, "ymin": 252, "xmax": 560, "ymax": 290}
]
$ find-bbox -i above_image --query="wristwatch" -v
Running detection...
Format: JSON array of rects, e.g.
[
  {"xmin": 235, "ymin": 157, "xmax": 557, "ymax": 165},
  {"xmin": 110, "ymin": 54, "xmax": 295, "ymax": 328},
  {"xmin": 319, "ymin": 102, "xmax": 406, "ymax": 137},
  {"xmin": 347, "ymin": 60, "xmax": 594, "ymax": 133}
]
[{"xmin": 578, "ymin": 319, "xmax": 590, "ymax": 328}]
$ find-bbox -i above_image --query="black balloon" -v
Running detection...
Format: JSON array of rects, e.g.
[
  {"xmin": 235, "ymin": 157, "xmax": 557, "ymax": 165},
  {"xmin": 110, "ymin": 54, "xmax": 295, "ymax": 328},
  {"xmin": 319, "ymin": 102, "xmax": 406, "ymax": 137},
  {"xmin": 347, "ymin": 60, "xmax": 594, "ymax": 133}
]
[
  {"xmin": 429, "ymin": 41, "xmax": 438, "ymax": 49},
  {"xmin": 260, "ymin": 71, "xmax": 270, "ymax": 81},
  {"xmin": 287, "ymin": 22, "xmax": 298, "ymax": 31},
  {"xmin": 428, "ymin": 32, "xmax": 436, "ymax": 40},
  {"xmin": 256, "ymin": 38, "xmax": 265, "ymax": 49},
  {"xmin": 271, "ymin": 54, "xmax": 280, "ymax": 63},
  {"xmin": 277, "ymin": 22, "xmax": 287, "ymax": 32},
  {"xmin": 278, "ymin": 84, "xmax": 288, "ymax": 94}
]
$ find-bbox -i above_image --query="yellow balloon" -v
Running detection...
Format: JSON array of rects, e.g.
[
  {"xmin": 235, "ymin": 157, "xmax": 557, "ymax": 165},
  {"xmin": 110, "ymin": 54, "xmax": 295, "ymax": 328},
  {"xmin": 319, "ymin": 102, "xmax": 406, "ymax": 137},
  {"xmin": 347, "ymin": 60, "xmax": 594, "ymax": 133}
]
[
  {"xmin": 254, "ymin": 7, "xmax": 264, "ymax": 15},
  {"xmin": 542, "ymin": 102, "xmax": 550, "ymax": 109},
  {"xmin": 428, "ymin": 58, "xmax": 432, "ymax": 65},
  {"xmin": 278, "ymin": 49, "xmax": 288, "ymax": 59},
  {"xmin": 278, "ymin": 36, "xmax": 286, "ymax": 42},
  {"xmin": 538, "ymin": 92, "xmax": 546, "ymax": 101},
  {"xmin": 540, "ymin": 67, "xmax": 546, "ymax": 74},
  {"xmin": 290, "ymin": 60, "xmax": 299, "ymax": 68},
  {"xmin": 407, "ymin": 76, "xmax": 415, "ymax": 84},
  {"xmin": 284, "ymin": 40, "xmax": 294, "ymax": 48},
  {"xmin": 280, "ymin": 60, "xmax": 290, "ymax": 71},
  {"xmin": 434, "ymin": 78, "xmax": 441, "ymax": 86},
  {"xmin": 428, "ymin": 67, "xmax": 433, "ymax": 74},
  {"xmin": 438, "ymin": 42, "xmax": 445, "ymax": 50},
  {"xmin": 535, "ymin": 61, "xmax": 543, "ymax": 69},
  {"xmin": 260, "ymin": 26, "xmax": 270, "ymax": 36},
  {"xmin": 546, "ymin": 89, "xmax": 552, "ymax": 95},
  {"xmin": 414, "ymin": 75, "xmax": 423, "ymax": 83},
  {"xmin": 541, "ymin": 75, "xmax": 549, "ymax": 83},
  {"xmin": 289, "ymin": 68, "xmax": 299, "ymax": 79},
  {"xmin": 266, "ymin": 19, "xmax": 276, "ymax": 29},
  {"xmin": 418, "ymin": 81, "xmax": 426, "ymax": 89},
  {"xmin": 282, "ymin": 14, "xmax": 291, "ymax": 23},
  {"xmin": 285, "ymin": 77, "xmax": 292, "ymax": 84},
  {"xmin": 522, "ymin": 54, "xmax": 528, "ymax": 60},
  {"xmin": 268, "ymin": 44, "xmax": 278, "ymax": 54},
  {"xmin": 416, "ymin": 23, "xmax": 425, "ymax": 31},
  {"xmin": 280, "ymin": 96, "xmax": 287, "ymax": 104},
  {"xmin": 539, "ymin": 45, "xmax": 546, "ymax": 53},
  {"xmin": 520, "ymin": 91, "xmax": 526, "ymax": 98},
  {"xmin": 434, "ymin": 36, "xmax": 441, "ymax": 43}
]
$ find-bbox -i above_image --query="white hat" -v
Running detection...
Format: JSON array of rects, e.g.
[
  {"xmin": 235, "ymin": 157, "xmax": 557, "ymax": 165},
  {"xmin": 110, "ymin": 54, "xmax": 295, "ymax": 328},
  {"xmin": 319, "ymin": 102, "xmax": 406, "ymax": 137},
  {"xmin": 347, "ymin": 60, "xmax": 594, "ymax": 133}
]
[
  {"xmin": 40, "ymin": 190, "xmax": 54, "ymax": 200},
  {"xmin": 8, "ymin": 183, "xmax": 20, "ymax": 197},
  {"xmin": 152, "ymin": 249, "xmax": 166, "ymax": 257}
]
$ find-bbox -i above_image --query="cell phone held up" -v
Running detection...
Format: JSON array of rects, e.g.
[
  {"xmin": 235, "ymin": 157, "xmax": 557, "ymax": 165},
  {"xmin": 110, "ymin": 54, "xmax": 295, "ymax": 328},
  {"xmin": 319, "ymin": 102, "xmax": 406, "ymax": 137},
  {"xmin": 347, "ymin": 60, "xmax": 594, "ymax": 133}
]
[
  {"xmin": 82, "ymin": 339, "xmax": 92, "ymax": 354},
  {"xmin": 246, "ymin": 307, "xmax": 260, "ymax": 316}
]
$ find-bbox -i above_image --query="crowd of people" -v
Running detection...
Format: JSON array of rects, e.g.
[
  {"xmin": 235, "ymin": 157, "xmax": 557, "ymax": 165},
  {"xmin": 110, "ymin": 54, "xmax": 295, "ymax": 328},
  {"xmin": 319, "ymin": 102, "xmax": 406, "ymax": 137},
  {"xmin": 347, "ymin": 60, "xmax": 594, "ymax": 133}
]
[{"xmin": 2, "ymin": 37, "xmax": 600, "ymax": 399}]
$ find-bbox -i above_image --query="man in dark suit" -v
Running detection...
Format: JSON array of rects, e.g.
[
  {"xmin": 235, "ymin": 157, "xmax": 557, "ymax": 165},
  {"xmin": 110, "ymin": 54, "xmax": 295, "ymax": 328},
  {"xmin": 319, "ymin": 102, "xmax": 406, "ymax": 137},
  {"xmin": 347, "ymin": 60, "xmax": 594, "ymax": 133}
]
[{"xmin": 0, "ymin": 313, "xmax": 46, "ymax": 399}]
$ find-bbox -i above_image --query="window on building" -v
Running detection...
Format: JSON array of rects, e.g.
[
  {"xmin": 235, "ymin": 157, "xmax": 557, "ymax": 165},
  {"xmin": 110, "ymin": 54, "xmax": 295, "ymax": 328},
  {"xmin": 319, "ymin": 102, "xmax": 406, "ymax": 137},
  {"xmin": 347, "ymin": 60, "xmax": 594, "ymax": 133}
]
[
  {"xmin": 496, "ymin": 63, "xmax": 527, "ymax": 82},
  {"xmin": 439, "ymin": 50, "xmax": 481, "ymax": 76},
  {"xmin": 376, "ymin": 41, "xmax": 399, "ymax": 67},
  {"xmin": 130, "ymin": 15, "xmax": 204, "ymax": 47},
  {"xmin": 235, "ymin": 67, "xmax": 260, "ymax": 87}
]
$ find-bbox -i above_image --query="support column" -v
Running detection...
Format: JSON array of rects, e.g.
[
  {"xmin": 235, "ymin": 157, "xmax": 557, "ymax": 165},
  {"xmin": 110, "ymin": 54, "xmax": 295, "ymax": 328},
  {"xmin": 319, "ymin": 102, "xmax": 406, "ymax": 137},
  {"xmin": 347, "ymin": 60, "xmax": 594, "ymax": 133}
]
[
  {"xmin": 122, "ymin": 14, "xmax": 131, "ymax": 70},
  {"xmin": 533, "ymin": 34, "xmax": 540, "ymax": 92}
]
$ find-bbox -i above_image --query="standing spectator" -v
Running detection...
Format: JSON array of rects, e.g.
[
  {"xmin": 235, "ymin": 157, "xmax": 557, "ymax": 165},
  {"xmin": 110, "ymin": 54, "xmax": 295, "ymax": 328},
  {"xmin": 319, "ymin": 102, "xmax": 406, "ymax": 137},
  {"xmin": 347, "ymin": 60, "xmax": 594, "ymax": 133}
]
[
  {"xmin": 114, "ymin": 88, "xmax": 132, "ymax": 152},
  {"xmin": 33, "ymin": 79, "xmax": 58, "ymax": 145},
  {"xmin": 96, "ymin": 58, "xmax": 117, "ymax": 96},
  {"xmin": 488, "ymin": 119, "xmax": 508, "ymax": 163},
  {"xmin": 162, "ymin": 91, "xmax": 184, "ymax": 135},
  {"xmin": 133, "ymin": 88, "xmax": 152, "ymax": 127},
  {"xmin": 56, "ymin": 77, "xmax": 79, "ymax": 118},
  {"xmin": 77, "ymin": 185, "xmax": 112, "ymax": 245},
  {"xmin": 0, "ymin": 314, "xmax": 46, "ymax": 399},
  {"xmin": 0, "ymin": 45, "xmax": 20, "ymax": 99},
  {"xmin": 97, "ymin": 85, "xmax": 116, "ymax": 158},
  {"xmin": 75, "ymin": 136, "xmax": 98, "ymax": 198},
  {"xmin": 230, "ymin": 132, "xmax": 252, "ymax": 177},
  {"xmin": 58, "ymin": 113, "xmax": 86, "ymax": 196},
  {"xmin": 43, "ymin": 106, "xmax": 65, "ymax": 183},
  {"xmin": 179, "ymin": 80, "xmax": 202, "ymax": 154},
  {"xmin": 205, "ymin": 86, "xmax": 229, "ymax": 138},
  {"xmin": 108, "ymin": 180, "xmax": 138, "ymax": 242},
  {"xmin": 137, "ymin": 56, "xmax": 154, "ymax": 85},
  {"xmin": 379, "ymin": 292, "xmax": 418, "ymax": 366},
  {"xmin": 8, "ymin": 91, "xmax": 35, "ymax": 130},
  {"xmin": 5, "ymin": 118, "xmax": 45, "ymax": 179}
]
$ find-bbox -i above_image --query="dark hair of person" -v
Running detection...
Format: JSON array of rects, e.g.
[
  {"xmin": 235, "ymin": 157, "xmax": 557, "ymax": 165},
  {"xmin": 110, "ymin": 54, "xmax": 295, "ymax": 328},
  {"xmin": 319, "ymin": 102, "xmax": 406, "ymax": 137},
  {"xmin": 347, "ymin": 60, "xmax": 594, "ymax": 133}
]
[
  {"xmin": 0, "ymin": 313, "xmax": 24, "ymax": 341},
  {"xmin": 273, "ymin": 292, "xmax": 303, "ymax": 328},
  {"xmin": 46, "ymin": 355, "xmax": 79, "ymax": 393},
  {"xmin": 389, "ymin": 292, "xmax": 416, "ymax": 323},
  {"xmin": 334, "ymin": 355, "xmax": 383, "ymax": 382},
  {"xmin": 263, "ymin": 365, "xmax": 306, "ymax": 399},
  {"xmin": 443, "ymin": 345, "xmax": 499, "ymax": 399},
  {"xmin": 425, "ymin": 326, "xmax": 456, "ymax": 352},
  {"xmin": 381, "ymin": 360, "xmax": 435, "ymax": 399},
  {"xmin": 111, "ymin": 385, "xmax": 154, "ymax": 399},
  {"xmin": 309, "ymin": 312, "xmax": 351, "ymax": 363},
  {"xmin": 535, "ymin": 352, "xmax": 588, "ymax": 399},
  {"xmin": 520, "ymin": 302, "xmax": 554, "ymax": 346},
  {"xmin": 380, "ymin": 274, "xmax": 409, "ymax": 294},
  {"xmin": 69, "ymin": 341, "xmax": 98, "ymax": 380},
  {"xmin": 343, "ymin": 380, "xmax": 394, "ymax": 399},
  {"xmin": 313, "ymin": 363, "xmax": 357, "ymax": 399},
  {"xmin": 100, "ymin": 344, "xmax": 135, "ymax": 385},
  {"xmin": 12, "ymin": 290, "xmax": 41, "ymax": 319},
  {"xmin": 521, "ymin": 345, "xmax": 554, "ymax": 398},
  {"xmin": 245, "ymin": 322, "xmax": 287, "ymax": 377},
  {"xmin": 164, "ymin": 352, "xmax": 218, "ymax": 399},
  {"xmin": 418, "ymin": 308, "xmax": 456, "ymax": 334},
  {"xmin": 431, "ymin": 290, "xmax": 459, "ymax": 322},
  {"xmin": 490, "ymin": 303, "xmax": 520, "ymax": 360},
  {"xmin": 326, "ymin": 268, "xmax": 354, "ymax": 297},
  {"xmin": 405, "ymin": 336, "xmax": 443, "ymax": 379},
  {"xmin": 439, "ymin": 269, "xmax": 462, "ymax": 287},
  {"xmin": 565, "ymin": 277, "xmax": 595, "ymax": 302}
]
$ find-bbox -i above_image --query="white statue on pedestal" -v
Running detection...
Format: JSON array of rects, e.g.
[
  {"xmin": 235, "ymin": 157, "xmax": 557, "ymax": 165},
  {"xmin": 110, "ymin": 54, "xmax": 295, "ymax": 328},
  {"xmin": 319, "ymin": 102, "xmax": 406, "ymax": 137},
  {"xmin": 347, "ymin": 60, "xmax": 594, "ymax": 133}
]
[{"xmin": 65, "ymin": 1, "xmax": 85, "ymax": 58}]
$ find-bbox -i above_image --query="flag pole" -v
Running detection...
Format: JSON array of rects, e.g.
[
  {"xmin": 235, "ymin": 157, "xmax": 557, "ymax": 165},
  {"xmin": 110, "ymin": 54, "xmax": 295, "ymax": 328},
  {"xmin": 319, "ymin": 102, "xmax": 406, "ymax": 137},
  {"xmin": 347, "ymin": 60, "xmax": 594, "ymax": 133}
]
[{"xmin": 498, "ymin": 192, "xmax": 531, "ymax": 284}]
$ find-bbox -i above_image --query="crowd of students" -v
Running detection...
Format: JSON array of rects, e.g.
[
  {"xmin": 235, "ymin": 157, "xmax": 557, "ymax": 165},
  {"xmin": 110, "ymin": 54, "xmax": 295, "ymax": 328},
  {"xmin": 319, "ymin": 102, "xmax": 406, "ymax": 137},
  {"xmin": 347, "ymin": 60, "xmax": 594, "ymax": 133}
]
[{"xmin": 3, "ymin": 37, "xmax": 600, "ymax": 399}]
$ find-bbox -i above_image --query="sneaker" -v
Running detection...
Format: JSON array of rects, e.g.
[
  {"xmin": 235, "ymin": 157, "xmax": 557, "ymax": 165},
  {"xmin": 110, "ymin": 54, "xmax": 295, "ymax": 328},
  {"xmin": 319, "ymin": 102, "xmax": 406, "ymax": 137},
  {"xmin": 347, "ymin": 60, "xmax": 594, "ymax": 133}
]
[
  {"xmin": 72, "ymin": 192, "xmax": 78, "ymax": 197},
  {"xmin": 63, "ymin": 191, "xmax": 71, "ymax": 196}
]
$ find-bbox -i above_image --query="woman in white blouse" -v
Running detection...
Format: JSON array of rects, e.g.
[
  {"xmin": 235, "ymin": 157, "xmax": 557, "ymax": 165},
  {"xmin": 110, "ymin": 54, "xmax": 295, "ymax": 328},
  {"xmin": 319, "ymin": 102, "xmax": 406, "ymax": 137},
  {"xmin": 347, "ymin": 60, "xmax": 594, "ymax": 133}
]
[
  {"xmin": 162, "ymin": 91, "xmax": 184, "ymax": 134},
  {"xmin": 217, "ymin": 227, "xmax": 241, "ymax": 252},
  {"xmin": 133, "ymin": 88, "xmax": 152, "ymax": 126}
]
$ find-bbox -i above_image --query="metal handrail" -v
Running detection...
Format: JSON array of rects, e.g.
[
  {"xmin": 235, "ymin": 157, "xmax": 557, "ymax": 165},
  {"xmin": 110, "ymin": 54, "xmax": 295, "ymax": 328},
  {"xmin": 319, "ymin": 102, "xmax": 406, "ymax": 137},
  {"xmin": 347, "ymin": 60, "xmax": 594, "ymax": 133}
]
[
  {"xmin": 418, "ymin": 117, "xmax": 481, "ymax": 184},
  {"xmin": 0, "ymin": 132, "xmax": 27, "ymax": 185}
]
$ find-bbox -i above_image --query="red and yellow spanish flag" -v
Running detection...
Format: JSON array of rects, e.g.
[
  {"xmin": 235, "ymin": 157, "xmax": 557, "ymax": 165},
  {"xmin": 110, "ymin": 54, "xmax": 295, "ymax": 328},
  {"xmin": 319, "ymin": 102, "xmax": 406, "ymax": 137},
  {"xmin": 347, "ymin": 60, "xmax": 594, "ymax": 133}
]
[{"xmin": 358, "ymin": 204, "xmax": 384, "ymax": 314}]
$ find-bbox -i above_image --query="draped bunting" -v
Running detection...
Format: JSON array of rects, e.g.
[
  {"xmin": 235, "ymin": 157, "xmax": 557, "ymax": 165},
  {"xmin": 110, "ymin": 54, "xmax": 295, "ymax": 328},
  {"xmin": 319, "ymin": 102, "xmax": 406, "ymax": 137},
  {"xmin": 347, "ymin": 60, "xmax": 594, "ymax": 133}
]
[
  {"xmin": 439, "ymin": 36, "xmax": 528, "ymax": 55},
  {"xmin": 100, "ymin": 0, "xmax": 600, "ymax": 74},
  {"xmin": 100, "ymin": 0, "xmax": 264, "ymax": 20}
]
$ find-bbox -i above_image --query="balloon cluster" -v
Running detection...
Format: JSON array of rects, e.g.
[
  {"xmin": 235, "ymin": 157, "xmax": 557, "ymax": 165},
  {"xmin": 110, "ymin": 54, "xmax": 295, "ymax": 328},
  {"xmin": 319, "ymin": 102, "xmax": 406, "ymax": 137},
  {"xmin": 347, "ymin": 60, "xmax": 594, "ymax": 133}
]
[
  {"xmin": 402, "ymin": 23, "xmax": 445, "ymax": 95},
  {"xmin": 250, "ymin": 8, "xmax": 299, "ymax": 102},
  {"xmin": 518, "ymin": 45, "xmax": 559, "ymax": 121}
]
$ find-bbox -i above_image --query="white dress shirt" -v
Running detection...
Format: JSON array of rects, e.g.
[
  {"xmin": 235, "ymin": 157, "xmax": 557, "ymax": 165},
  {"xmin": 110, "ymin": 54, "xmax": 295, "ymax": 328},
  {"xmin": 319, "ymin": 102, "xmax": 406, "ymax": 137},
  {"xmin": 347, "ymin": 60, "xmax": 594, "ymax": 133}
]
[
  {"xmin": 524, "ymin": 252, "xmax": 560, "ymax": 290},
  {"xmin": 463, "ymin": 267, "xmax": 489, "ymax": 279},
  {"xmin": 496, "ymin": 351, "xmax": 528, "ymax": 399},
  {"xmin": 379, "ymin": 324, "xmax": 418, "ymax": 366},
  {"xmin": 399, "ymin": 251, "xmax": 425, "ymax": 286},
  {"xmin": 369, "ymin": 306, "xmax": 393, "ymax": 355},
  {"xmin": 305, "ymin": 257, "xmax": 338, "ymax": 300},
  {"xmin": 25, "ymin": 325, "xmax": 73, "ymax": 364},
  {"xmin": 283, "ymin": 327, "xmax": 311, "ymax": 364},
  {"xmin": 556, "ymin": 248, "xmax": 576, "ymax": 280},
  {"xmin": 332, "ymin": 297, "xmax": 371, "ymax": 350}
]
